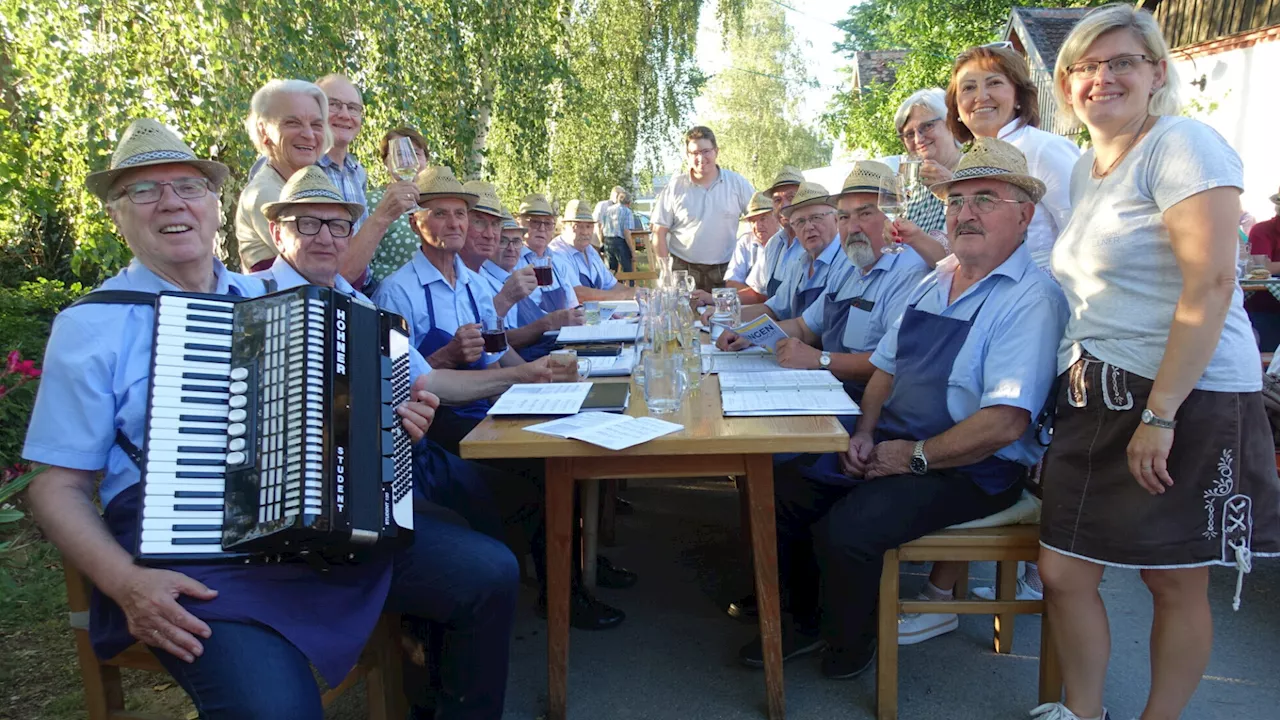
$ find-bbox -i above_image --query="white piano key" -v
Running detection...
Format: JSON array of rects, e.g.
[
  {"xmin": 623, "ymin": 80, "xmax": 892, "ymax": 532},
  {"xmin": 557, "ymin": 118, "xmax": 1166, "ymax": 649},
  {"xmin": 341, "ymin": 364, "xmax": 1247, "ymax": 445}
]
[
  {"xmin": 153, "ymin": 356, "xmax": 230, "ymax": 373},
  {"xmin": 144, "ymin": 461, "xmax": 226, "ymax": 475},
  {"xmin": 156, "ymin": 315, "xmax": 234, "ymax": 332},
  {"xmin": 140, "ymin": 529, "xmax": 226, "ymax": 542},
  {"xmin": 154, "ymin": 333, "xmax": 232, "ymax": 349},
  {"xmin": 158, "ymin": 296, "xmax": 236, "ymax": 312},
  {"xmin": 149, "ymin": 405, "xmax": 229, "ymax": 419},
  {"xmin": 139, "ymin": 542, "xmax": 228, "ymax": 556},
  {"xmin": 139, "ymin": 507, "xmax": 224, "ymax": 521},
  {"xmin": 153, "ymin": 387, "xmax": 229, "ymax": 402}
]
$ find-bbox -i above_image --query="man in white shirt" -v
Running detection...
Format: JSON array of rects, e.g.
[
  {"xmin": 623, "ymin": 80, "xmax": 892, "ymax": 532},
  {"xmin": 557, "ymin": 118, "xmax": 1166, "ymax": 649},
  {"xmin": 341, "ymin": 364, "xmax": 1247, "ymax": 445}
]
[
  {"xmin": 651, "ymin": 126, "xmax": 755, "ymax": 291},
  {"xmin": 593, "ymin": 186, "xmax": 623, "ymax": 247}
]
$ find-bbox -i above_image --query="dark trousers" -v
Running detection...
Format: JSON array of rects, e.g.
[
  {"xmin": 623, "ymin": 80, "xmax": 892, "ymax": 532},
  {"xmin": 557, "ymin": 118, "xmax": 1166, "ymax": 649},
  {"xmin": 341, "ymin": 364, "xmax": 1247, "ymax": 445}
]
[
  {"xmin": 671, "ymin": 256, "xmax": 728, "ymax": 292},
  {"xmin": 775, "ymin": 457, "xmax": 1021, "ymax": 650},
  {"xmin": 603, "ymin": 237, "xmax": 633, "ymax": 273},
  {"xmin": 153, "ymin": 512, "xmax": 519, "ymax": 720}
]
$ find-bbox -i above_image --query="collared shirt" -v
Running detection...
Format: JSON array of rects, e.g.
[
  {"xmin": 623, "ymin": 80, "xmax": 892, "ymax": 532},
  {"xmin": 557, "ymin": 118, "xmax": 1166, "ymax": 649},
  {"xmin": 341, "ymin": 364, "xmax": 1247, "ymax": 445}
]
[
  {"xmin": 651, "ymin": 168, "xmax": 755, "ymax": 265},
  {"xmin": 470, "ymin": 259, "xmax": 520, "ymax": 330},
  {"xmin": 871, "ymin": 244, "xmax": 1068, "ymax": 466},
  {"xmin": 368, "ymin": 185, "xmax": 420, "ymax": 282},
  {"xmin": 997, "ymin": 119, "xmax": 1082, "ymax": 271},
  {"xmin": 549, "ymin": 237, "xmax": 619, "ymax": 291},
  {"xmin": 765, "ymin": 236, "xmax": 851, "ymax": 320},
  {"xmin": 371, "ymin": 249, "xmax": 502, "ymax": 367},
  {"xmin": 252, "ymin": 256, "xmax": 430, "ymax": 382},
  {"xmin": 801, "ymin": 247, "xmax": 928, "ymax": 352},
  {"xmin": 318, "ymin": 153, "xmax": 370, "ymax": 231},
  {"xmin": 235, "ymin": 165, "xmax": 287, "ymax": 270},
  {"xmin": 516, "ymin": 246, "xmax": 581, "ymax": 314},
  {"xmin": 601, "ymin": 204, "xmax": 634, "ymax": 239},
  {"xmin": 724, "ymin": 232, "xmax": 768, "ymax": 293},
  {"xmin": 761, "ymin": 228, "xmax": 806, "ymax": 298}
]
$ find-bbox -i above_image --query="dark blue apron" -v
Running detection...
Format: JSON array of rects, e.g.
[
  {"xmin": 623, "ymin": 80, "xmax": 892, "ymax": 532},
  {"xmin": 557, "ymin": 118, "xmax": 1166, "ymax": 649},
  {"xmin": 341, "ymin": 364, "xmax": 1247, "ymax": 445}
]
[
  {"xmin": 819, "ymin": 288, "xmax": 872, "ymax": 405},
  {"xmin": 517, "ymin": 258, "xmax": 573, "ymax": 361},
  {"xmin": 765, "ymin": 237, "xmax": 794, "ymax": 297},
  {"xmin": 417, "ymin": 278, "xmax": 490, "ymax": 421},
  {"xmin": 792, "ymin": 271, "xmax": 825, "ymax": 320},
  {"xmin": 875, "ymin": 291, "xmax": 1025, "ymax": 494}
]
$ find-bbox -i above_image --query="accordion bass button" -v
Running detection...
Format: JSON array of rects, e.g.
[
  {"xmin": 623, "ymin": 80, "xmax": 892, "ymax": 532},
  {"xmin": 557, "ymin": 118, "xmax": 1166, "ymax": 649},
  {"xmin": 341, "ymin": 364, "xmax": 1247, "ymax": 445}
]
[
  {"xmin": 228, "ymin": 409, "xmax": 247, "ymax": 423},
  {"xmin": 229, "ymin": 381, "xmax": 248, "ymax": 395},
  {"xmin": 226, "ymin": 451, "xmax": 246, "ymax": 465},
  {"xmin": 228, "ymin": 423, "xmax": 246, "ymax": 437},
  {"xmin": 229, "ymin": 395, "xmax": 247, "ymax": 409},
  {"xmin": 229, "ymin": 438, "xmax": 246, "ymax": 452},
  {"xmin": 230, "ymin": 367, "xmax": 249, "ymax": 382}
]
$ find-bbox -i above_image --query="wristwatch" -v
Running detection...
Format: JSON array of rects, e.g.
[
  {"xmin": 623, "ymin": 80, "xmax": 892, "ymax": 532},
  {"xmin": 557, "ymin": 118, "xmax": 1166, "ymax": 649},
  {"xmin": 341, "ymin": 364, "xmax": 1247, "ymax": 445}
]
[
  {"xmin": 1140, "ymin": 408, "xmax": 1177, "ymax": 429},
  {"xmin": 819, "ymin": 351, "xmax": 831, "ymax": 369},
  {"xmin": 910, "ymin": 440, "xmax": 928, "ymax": 475}
]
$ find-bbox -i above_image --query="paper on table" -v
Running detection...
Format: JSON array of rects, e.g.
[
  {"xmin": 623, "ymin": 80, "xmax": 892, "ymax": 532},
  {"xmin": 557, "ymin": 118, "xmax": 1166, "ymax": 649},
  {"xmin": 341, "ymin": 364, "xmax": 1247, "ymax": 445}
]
[
  {"xmin": 702, "ymin": 353, "xmax": 781, "ymax": 374},
  {"xmin": 487, "ymin": 382, "xmax": 592, "ymax": 415},
  {"xmin": 701, "ymin": 343, "xmax": 769, "ymax": 355},
  {"xmin": 524, "ymin": 412, "xmax": 630, "ymax": 437},
  {"xmin": 556, "ymin": 320, "xmax": 640, "ymax": 343},
  {"xmin": 731, "ymin": 315, "xmax": 788, "ymax": 352},
  {"xmin": 524, "ymin": 412, "xmax": 683, "ymax": 450},
  {"xmin": 719, "ymin": 370, "xmax": 843, "ymax": 391},
  {"xmin": 718, "ymin": 370, "xmax": 860, "ymax": 416},
  {"xmin": 585, "ymin": 346, "xmax": 638, "ymax": 377},
  {"xmin": 601, "ymin": 300, "xmax": 639, "ymax": 318}
]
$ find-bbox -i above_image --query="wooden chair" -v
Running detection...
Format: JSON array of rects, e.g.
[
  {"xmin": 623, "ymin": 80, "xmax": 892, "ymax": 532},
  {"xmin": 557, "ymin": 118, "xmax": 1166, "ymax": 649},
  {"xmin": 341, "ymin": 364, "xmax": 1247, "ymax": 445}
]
[
  {"xmin": 875, "ymin": 524, "xmax": 1063, "ymax": 720},
  {"xmin": 63, "ymin": 563, "xmax": 405, "ymax": 720}
]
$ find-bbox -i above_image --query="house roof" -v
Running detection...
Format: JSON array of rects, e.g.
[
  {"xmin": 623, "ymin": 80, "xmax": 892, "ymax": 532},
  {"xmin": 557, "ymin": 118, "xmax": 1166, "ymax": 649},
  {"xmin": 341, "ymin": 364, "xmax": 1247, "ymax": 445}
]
[
  {"xmin": 1006, "ymin": 7, "xmax": 1091, "ymax": 71},
  {"xmin": 852, "ymin": 50, "xmax": 908, "ymax": 90}
]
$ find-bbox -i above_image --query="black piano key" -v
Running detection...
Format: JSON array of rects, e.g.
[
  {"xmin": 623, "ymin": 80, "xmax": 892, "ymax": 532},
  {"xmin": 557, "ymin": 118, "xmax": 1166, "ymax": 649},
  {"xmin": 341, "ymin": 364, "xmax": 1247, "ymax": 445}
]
[
  {"xmin": 176, "ymin": 446, "xmax": 225, "ymax": 454},
  {"xmin": 176, "ymin": 458, "xmax": 224, "ymax": 466},
  {"xmin": 184, "ymin": 354, "xmax": 231, "ymax": 364},
  {"xmin": 186, "ymin": 302, "xmax": 233, "ymax": 314},
  {"xmin": 179, "ymin": 427, "xmax": 225, "ymax": 435},
  {"xmin": 178, "ymin": 414, "xmax": 226, "ymax": 423},
  {"xmin": 183, "ymin": 372, "xmax": 230, "ymax": 381},
  {"xmin": 181, "ymin": 384, "xmax": 228, "ymax": 394},
  {"xmin": 174, "ymin": 490, "xmax": 224, "ymax": 499},
  {"xmin": 173, "ymin": 504, "xmax": 223, "ymax": 512},
  {"xmin": 185, "ymin": 342, "xmax": 231, "ymax": 353},
  {"xmin": 188, "ymin": 313, "xmax": 233, "ymax": 324},
  {"xmin": 173, "ymin": 524, "xmax": 222, "ymax": 532},
  {"xmin": 172, "ymin": 536, "xmax": 223, "ymax": 545},
  {"xmin": 175, "ymin": 471, "xmax": 224, "ymax": 479},
  {"xmin": 188, "ymin": 325, "xmax": 233, "ymax": 336},
  {"xmin": 181, "ymin": 396, "xmax": 228, "ymax": 405}
]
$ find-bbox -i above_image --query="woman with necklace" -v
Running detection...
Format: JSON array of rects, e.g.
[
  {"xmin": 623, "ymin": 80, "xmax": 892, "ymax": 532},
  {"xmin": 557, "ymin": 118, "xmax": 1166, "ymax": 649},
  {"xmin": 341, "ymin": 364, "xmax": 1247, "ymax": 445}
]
[{"xmin": 1033, "ymin": 5, "xmax": 1280, "ymax": 720}]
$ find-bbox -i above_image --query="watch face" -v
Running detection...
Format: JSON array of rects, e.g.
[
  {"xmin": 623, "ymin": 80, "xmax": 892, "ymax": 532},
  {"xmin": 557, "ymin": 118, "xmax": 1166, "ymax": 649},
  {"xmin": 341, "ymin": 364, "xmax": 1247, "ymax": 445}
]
[
  {"xmin": 910, "ymin": 456, "xmax": 927, "ymax": 475},
  {"xmin": 1141, "ymin": 409, "xmax": 1154, "ymax": 423}
]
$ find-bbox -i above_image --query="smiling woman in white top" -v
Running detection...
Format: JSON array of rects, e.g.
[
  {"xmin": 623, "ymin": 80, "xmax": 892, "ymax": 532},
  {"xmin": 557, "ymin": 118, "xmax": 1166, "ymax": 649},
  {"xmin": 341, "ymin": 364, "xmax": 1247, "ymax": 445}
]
[{"xmin": 945, "ymin": 44, "xmax": 1082, "ymax": 273}]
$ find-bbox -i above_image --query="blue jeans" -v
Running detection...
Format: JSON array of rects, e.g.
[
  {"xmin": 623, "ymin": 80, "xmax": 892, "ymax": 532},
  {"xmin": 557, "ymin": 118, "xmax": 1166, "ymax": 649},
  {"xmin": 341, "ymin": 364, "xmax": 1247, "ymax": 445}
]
[
  {"xmin": 153, "ymin": 513, "xmax": 518, "ymax": 720},
  {"xmin": 603, "ymin": 237, "xmax": 633, "ymax": 273}
]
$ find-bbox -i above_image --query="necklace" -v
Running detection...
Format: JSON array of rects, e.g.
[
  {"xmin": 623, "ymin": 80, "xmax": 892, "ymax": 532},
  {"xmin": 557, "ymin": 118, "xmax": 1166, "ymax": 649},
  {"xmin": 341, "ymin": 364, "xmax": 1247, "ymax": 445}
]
[{"xmin": 1093, "ymin": 114, "xmax": 1152, "ymax": 182}]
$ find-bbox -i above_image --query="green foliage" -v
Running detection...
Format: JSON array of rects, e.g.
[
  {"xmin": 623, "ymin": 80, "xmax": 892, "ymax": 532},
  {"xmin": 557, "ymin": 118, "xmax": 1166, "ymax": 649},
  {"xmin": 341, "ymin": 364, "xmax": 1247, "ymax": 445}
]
[
  {"xmin": 822, "ymin": 0, "xmax": 1105, "ymax": 157},
  {"xmin": 702, "ymin": 0, "xmax": 832, "ymax": 188}
]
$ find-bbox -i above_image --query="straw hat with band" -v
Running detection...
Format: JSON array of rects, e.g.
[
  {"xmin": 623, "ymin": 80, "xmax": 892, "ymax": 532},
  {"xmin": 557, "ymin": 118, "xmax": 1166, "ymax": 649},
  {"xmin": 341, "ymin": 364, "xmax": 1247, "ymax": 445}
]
[
  {"xmin": 742, "ymin": 191, "xmax": 774, "ymax": 220},
  {"xmin": 501, "ymin": 208, "xmax": 525, "ymax": 232},
  {"xmin": 261, "ymin": 166, "xmax": 365, "ymax": 221},
  {"xmin": 837, "ymin": 160, "xmax": 895, "ymax": 197},
  {"xmin": 517, "ymin": 193, "xmax": 555, "ymax": 216},
  {"xmin": 929, "ymin": 137, "xmax": 1046, "ymax": 204},
  {"xmin": 461, "ymin": 180, "xmax": 503, "ymax": 218},
  {"xmin": 780, "ymin": 182, "xmax": 837, "ymax": 219},
  {"xmin": 561, "ymin": 199, "xmax": 595, "ymax": 224},
  {"xmin": 85, "ymin": 118, "xmax": 230, "ymax": 202},
  {"xmin": 1270, "ymin": 186, "xmax": 1279, "ymax": 206},
  {"xmin": 415, "ymin": 166, "xmax": 478, "ymax": 208},
  {"xmin": 765, "ymin": 166, "xmax": 805, "ymax": 197}
]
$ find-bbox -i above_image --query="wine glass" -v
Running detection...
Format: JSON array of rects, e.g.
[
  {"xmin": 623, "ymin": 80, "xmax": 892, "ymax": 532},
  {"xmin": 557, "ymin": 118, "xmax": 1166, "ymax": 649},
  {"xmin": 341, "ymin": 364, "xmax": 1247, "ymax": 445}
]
[
  {"xmin": 878, "ymin": 180, "xmax": 906, "ymax": 254},
  {"xmin": 390, "ymin": 136, "xmax": 419, "ymax": 182}
]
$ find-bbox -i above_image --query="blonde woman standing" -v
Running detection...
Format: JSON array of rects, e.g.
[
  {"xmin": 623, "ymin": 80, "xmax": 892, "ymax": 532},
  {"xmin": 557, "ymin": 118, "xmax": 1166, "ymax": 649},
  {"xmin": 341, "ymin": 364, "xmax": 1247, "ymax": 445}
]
[{"xmin": 1034, "ymin": 5, "xmax": 1280, "ymax": 720}]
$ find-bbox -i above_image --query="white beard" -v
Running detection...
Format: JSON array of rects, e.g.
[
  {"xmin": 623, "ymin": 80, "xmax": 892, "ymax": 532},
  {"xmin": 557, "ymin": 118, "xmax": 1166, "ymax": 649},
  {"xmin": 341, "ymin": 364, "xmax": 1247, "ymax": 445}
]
[{"xmin": 844, "ymin": 238, "xmax": 876, "ymax": 268}]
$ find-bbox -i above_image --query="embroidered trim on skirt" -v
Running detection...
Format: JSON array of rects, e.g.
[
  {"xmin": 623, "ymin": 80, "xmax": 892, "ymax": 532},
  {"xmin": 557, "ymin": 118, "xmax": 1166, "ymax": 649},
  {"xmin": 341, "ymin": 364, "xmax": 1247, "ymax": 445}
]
[{"xmin": 1040, "ymin": 353, "xmax": 1280, "ymax": 570}]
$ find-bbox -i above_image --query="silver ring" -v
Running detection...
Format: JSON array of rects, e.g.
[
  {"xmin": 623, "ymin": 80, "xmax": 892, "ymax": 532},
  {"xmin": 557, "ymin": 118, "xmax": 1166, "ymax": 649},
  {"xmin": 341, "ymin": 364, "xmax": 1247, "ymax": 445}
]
[{"xmin": 152, "ymin": 629, "xmax": 163, "ymax": 641}]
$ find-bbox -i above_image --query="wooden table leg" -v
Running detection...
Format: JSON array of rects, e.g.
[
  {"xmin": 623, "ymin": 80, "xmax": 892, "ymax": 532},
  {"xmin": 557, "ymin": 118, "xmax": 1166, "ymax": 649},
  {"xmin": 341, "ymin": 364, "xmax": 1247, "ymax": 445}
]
[
  {"xmin": 993, "ymin": 560, "xmax": 1018, "ymax": 654},
  {"xmin": 581, "ymin": 479, "xmax": 600, "ymax": 589},
  {"xmin": 546, "ymin": 458, "xmax": 575, "ymax": 720},
  {"xmin": 876, "ymin": 549, "xmax": 900, "ymax": 720},
  {"xmin": 744, "ymin": 455, "xmax": 786, "ymax": 720}
]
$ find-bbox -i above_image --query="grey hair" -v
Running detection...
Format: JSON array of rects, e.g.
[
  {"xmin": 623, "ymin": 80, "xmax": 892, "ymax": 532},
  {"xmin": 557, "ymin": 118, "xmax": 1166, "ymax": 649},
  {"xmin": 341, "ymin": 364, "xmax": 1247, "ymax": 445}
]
[
  {"xmin": 1053, "ymin": 3, "xmax": 1181, "ymax": 129},
  {"xmin": 894, "ymin": 88, "xmax": 948, "ymax": 132},
  {"xmin": 244, "ymin": 79, "xmax": 333, "ymax": 157}
]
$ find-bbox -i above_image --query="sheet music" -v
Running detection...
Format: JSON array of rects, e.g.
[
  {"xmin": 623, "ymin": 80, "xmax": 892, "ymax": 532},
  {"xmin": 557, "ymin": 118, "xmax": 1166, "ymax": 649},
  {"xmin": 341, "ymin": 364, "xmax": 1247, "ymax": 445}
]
[
  {"xmin": 718, "ymin": 370, "xmax": 860, "ymax": 417},
  {"xmin": 556, "ymin": 320, "xmax": 640, "ymax": 343},
  {"xmin": 586, "ymin": 347, "xmax": 638, "ymax": 377},
  {"xmin": 487, "ymin": 382, "xmax": 593, "ymax": 415},
  {"xmin": 702, "ymin": 353, "xmax": 781, "ymax": 374},
  {"xmin": 524, "ymin": 412, "xmax": 682, "ymax": 450}
]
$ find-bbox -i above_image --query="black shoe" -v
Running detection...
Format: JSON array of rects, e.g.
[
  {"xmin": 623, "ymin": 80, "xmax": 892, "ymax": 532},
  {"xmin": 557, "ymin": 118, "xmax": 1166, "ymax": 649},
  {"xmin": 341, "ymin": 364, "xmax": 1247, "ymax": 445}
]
[
  {"xmin": 820, "ymin": 639, "xmax": 877, "ymax": 680},
  {"xmin": 737, "ymin": 625, "xmax": 824, "ymax": 668},
  {"xmin": 727, "ymin": 593, "xmax": 757, "ymax": 620},
  {"xmin": 614, "ymin": 496, "xmax": 634, "ymax": 515},
  {"xmin": 596, "ymin": 556, "xmax": 638, "ymax": 589},
  {"xmin": 537, "ymin": 588, "xmax": 627, "ymax": 631}
]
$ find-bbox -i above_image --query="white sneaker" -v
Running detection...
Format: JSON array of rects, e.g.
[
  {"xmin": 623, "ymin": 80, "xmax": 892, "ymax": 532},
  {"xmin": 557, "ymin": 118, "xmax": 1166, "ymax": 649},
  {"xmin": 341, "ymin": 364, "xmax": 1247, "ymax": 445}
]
[
  {"xmin": 972, "ymin": 576, "xmax": 1044, "ymax": 601},
  {"xmin": 897, "ymin": 602, "xmax": 959, "ymax": 646},
  {"xmin": 1028, "ymin": 703, "xmax": 1110, "ymax": 720}
]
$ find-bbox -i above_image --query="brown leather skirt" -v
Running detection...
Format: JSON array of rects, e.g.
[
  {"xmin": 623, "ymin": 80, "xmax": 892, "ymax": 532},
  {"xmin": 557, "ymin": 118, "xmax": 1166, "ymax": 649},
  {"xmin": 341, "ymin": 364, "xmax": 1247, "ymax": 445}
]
[{"xmin": 1040, "ymin": 354, "xmax": 1280, "ymax": 571}]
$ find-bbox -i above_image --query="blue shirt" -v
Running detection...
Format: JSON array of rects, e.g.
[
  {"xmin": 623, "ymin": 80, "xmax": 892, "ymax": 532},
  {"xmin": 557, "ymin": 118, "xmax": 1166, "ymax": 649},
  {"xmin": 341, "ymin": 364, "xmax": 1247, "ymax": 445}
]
[
  {"xmin": 725, "ymin": 233, "xmax": 768, "ymax": 293},
  {"xmin": 515, "ymin": 247, "xmax": 580, "ymax": 322},
  {"xmin": 601, "ymin": 204, "xmax": 634, "ymax": 238},
  {"xmin": 318, "ymin": 153, "xmax": 370, "ymax": 231},
  {"xmin": 761, "ymin": 228, "xmax": 805, "ymax": 297},
  {"xmin": 472, "ymin": 259, "xmax": 520, "ymax": 330},
  {"xmin": 802, "ymin": 247, "xmax": 929, "ymax": 352},
  {"xmin": 766, "ymin": 235, "xmax": 851, "ymax": 320},
  {"xmin": 371, "ymin": 248, "xmax": 502, "ymax": 367},
  {"xmin": 870, "ymin": 244, "xmax": 1068, "ymax": 466},
  {"xmin": 252, "ymin": 256, "xmax": 431, "ymax": 382},
  {"xmin": 549, "ymin": 237, "xmax": 619, "ymax": 291}
]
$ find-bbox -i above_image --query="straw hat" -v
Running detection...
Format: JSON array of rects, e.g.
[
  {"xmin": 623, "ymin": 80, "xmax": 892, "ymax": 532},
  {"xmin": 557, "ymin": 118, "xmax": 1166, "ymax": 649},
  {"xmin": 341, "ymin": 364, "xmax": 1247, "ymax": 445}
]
[
  {"xmin": 765, "ymin": 166, "xmax": 805, "ymax": 196},
  {"xmin": 1270, "ymin": 186, "xmax": 1279, "ymax": 206},
  {"xmin": 929, "ymin": 137, "xmax": 1046, "ymax": 203},
  {"xmin": 415, "ymin": 166, "xmax": 478, "ymax": 208},
  {"xmin": 261, "ymin": 166, "xmax": 365, "ymax": 221},
  {"xmin": 461, "ymin": 180, "xmax": 503, "ymax": 217},
  {"xmin": 742, "ymin": 191, "xmax": 774, "ymax": 220},
  {"xmin": 517, "ymin": 193, "xmax": 554, "ymax": 216},
  {"xmin": 561, "ymin": 199, "xmax": 595, "ymax": 223},
  {"xmin": 780, "ymin": 182, "xmax": 836, "ymax": 218},
  {"xmin": 501, "ymin": 208, "xmax": 525, "ymax": 232},
  {"xmin": 837, "ymin": 161, "xmax": 895, "ymax": 197},
  {"xmin": 85, "ymin": 118, "xmax": 230, "ymax": 201}
]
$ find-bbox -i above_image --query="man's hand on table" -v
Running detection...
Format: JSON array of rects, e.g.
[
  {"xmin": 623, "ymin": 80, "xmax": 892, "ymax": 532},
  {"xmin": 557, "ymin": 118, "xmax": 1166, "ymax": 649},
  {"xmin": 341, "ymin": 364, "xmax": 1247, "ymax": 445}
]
[
  {"xmin": 715, "ymin": 328, "xmax": 753, "ymax": 352},
  {"xmin": 775, "ymin": 337, "xmax": 820, "ymax": 369}
]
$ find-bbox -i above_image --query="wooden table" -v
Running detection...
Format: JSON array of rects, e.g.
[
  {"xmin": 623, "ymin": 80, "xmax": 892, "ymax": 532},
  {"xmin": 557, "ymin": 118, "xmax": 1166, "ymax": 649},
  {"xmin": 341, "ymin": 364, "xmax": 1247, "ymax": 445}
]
[{"xmin": 460, "ymin": 375, "xmax": 848, "ymax": 720}]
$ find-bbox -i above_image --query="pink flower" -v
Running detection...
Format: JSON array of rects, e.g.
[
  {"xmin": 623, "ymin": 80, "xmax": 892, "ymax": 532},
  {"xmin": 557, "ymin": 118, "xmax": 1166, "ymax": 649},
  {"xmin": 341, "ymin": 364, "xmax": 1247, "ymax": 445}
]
[
  {"xmin": 4, "ymin": 350, "xmax": 18, "ymax": 375},
  {"xmin": 25, "ymin": 368, "xmax": 41, "ymax": 379},
  {"xmin": 17, "ymin": 360, "xmax": 36, "ymax": 376}
]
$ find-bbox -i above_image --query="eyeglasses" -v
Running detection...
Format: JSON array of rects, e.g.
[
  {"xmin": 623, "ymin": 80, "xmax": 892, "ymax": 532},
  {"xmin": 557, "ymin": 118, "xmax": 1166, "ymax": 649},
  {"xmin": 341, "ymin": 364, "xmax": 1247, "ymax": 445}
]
[
  {"xmin": 327, "ymin": 99, "xmax": 364, "ymax": 117},
  {"xmin": 498, "ymin": 236, "xmax": 525, "ymax": 248},
  {"xmin": 898, "ymin": 118, "xmax": 942, "ymax": 143},
  {"xmin": 945, "ymin": 194, "xmax": 1025, "ymax": 215},
  {"xmin": 686, "ymin": 147, "xmax": 716, "ymax": 157},
  {"xmin": 278, "ymin": 215, "xmax": 354, "ymax": 238},
  {"xmin": 525, "ymin": 219, "xmax": 554, "ymax": 230},
  {"xmin": 790, "ymin": 210, "xmax": 835, "ymax": 229},
  {"xmin": 1065, "ymin": 54, "xmax": 1152, "ymax": 78},
  {"xmin": 112, "ymin": 177, "xmax": 212, "ymax": 205}
]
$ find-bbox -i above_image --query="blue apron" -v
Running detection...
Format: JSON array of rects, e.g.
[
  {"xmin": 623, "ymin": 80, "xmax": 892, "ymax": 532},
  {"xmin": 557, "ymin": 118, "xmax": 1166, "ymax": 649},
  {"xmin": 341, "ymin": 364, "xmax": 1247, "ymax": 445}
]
[
  {"xmin": 875, "ymin": 293, "xmax": 1025, "ymax": 494},
  {"xmin": 516, "ymin": 261, "xmax": 573, "ymax": 362},
  {"xmin": 765, "ymin": 238, "xmax": 793, "ymax": 297},
  {"xmin": 417, "ymin": 279, "xmax": 491, "ymax": 421},
  {"xmin": 819, "ymin": 290, "xmax": 871, "ymax": 405}
]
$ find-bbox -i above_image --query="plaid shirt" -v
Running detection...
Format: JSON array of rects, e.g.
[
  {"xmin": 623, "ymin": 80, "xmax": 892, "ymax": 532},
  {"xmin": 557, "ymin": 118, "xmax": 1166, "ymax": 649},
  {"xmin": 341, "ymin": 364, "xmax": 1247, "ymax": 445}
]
[
  {"xmin": 906, "ymin": 191, "xmax": 946, "ymax": 236},
  {"xmin": 318, "ymin": 153, "xmax": 370, "ymax": 231}
]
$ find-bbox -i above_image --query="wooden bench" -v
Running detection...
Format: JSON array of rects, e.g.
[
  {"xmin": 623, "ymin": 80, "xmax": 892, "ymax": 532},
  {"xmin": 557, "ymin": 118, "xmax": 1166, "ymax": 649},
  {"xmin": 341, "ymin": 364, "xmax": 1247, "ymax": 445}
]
[
  {"xmin": 875, "ymin": 525, "xmax": 1062, "ymax": 720},
  {"xmin": 63, "ymin": 562, "xmax": 405, "ymax": 720}
]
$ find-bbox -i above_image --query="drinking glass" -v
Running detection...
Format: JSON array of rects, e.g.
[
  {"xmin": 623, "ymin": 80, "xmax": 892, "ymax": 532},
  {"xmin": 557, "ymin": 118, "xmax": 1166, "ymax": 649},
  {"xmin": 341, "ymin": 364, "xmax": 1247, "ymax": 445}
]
[
  {"xmin": 481, "ymin": 316, "xmax": 507, "ymax": 353},
  {"xmin": 1247, "ymin": 254, "xmax": 1271, "ymax": 280},
  {"xmin": 576, "ymin": 358, "xmax": 592, "ymax": 382},
  {"xmin": 583, "ymin": 301, "xmax": 601, "ymax": 325},
  {"xmin": 878, "ymin": 180, "xmax": 906, "ymax": 255},
  {"xmin": 898, "ymin": 154, "xmax": 922, "ymax": 190},
  {"xmin": 531, "ymin": 256, "xmax": 553, "ymax": 286},
  {"xmin": 710, "ymin": 288, "xmax": 737, "ymax": 331},
  {"xmin": 672, "ymin": 270, "xmax": 689, "ymax": 294},
  {"xmin": 643, "ymin": 353, "xmax": 687, "ymax": 415},
  {"xmin": 390, "ymin": 136, "xmax": 419, "ymax": 182},
  {"xmin": 681, "ymin": 340, "xmax": 703, "ymax": 392},
  {"xmin": 634, "ymin": 287, "xmax": 651, "ymax": 318}
]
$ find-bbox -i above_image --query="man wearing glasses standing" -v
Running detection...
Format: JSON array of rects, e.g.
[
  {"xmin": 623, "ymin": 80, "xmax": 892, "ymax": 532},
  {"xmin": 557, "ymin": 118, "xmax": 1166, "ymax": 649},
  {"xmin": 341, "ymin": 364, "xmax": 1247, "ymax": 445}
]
[{"xmin": 651, "ymin": 126, "xmax": 755, "ymax": 291}]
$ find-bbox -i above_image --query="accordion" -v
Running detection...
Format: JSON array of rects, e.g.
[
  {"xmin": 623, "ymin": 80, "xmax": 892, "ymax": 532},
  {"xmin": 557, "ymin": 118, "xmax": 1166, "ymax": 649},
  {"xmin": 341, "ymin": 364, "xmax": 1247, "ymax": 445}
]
[{"xmin": 122, "ymin": 285, "xmax": 415, "ymax": 564}]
